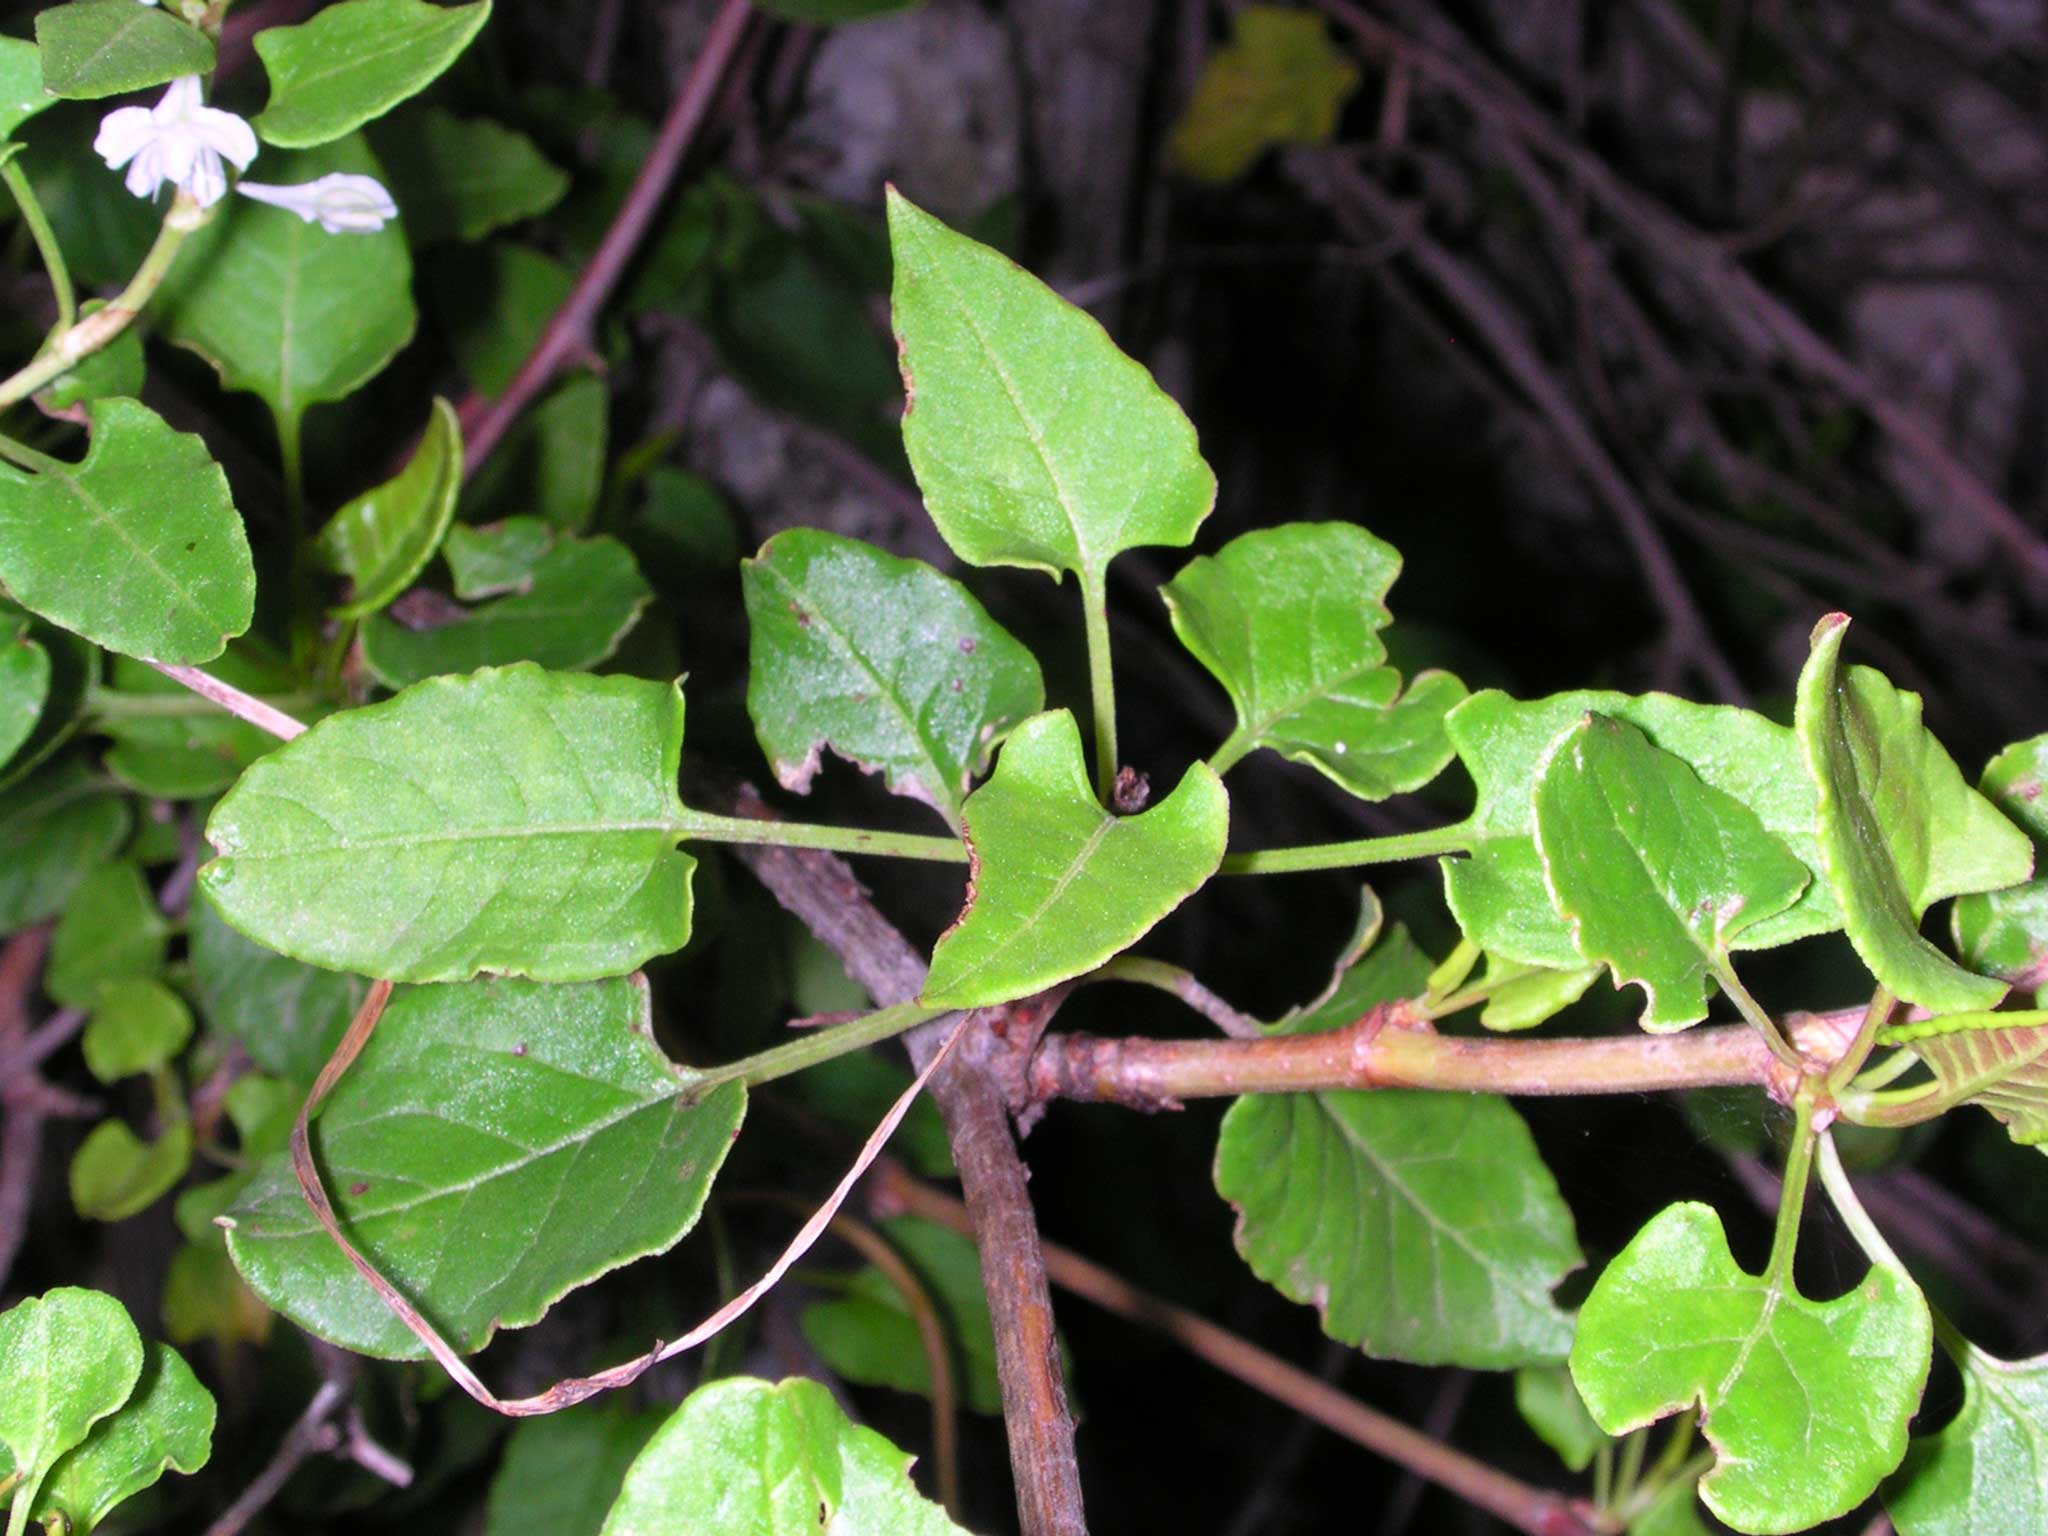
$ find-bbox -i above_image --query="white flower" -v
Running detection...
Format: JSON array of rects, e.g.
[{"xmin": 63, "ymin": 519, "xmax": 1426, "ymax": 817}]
[
  {"xmin": 94, "ymin": 76, "xmax": 257, "ymax": 208},
  {"xmin": 236, "ymin": 174, "xmax": 397, "ymax": 234}
]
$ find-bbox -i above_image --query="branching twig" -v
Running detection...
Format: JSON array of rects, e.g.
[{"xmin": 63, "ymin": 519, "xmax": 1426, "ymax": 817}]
[{"xmin": 204, "ymin": 1367, "xmax": 351, "ymax": 1536}]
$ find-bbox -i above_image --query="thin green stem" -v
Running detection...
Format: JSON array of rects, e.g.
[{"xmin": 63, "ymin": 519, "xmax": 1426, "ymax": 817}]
[
  {"xmin": 1839, "ymin": 1078, "xmax": 1952, "ymax": 1129},
  {"xmin": 1846, "ymin": 1048, "xmax": 1922, "ymax": 1095},
  {"xmin": 1825, "ymin": 986, "xmax": 1894, "ymax": 1095},
  {"xmin": 1712, "ymin": 959, "xmax": 1804, "ymax": 1072},
  {"xmin": 1815, "ymin": 1130, "xmax": 1910, "ymax": 1275},
  {"xmin": 0, "ymin": 195, "xmax": 201, "ymax": 410},
  {"xmin": 676, "ymin": 808, "xmax": 967, "ymax": 863},
  {"xmin": 1591, "ymin": 1443, "xmax": 1614, "ymax": 1512},
  {"xmin": 1207, "ymin": 725, "xmax": 1254, "ymax": 778},
  {"xmin": 1640, "ymin": 1411, "xmax": 1696, "ymax": 1494},
  {"xmin": 85, "ymin": 685, "xmax": 328, "ymax": 722},
  {"xmin": 2, "ymin": 157, "xmax": 75, "ymax": 334},
  {"xmin": 7, "ymin": 1478, "xmax": 34, "ymax": 1536},
  {"xmin": 690, "ymin": 1001, "xmax": 951, "ymax": 1094},
  {"xmin": 1080, "ymin": 566, "xmax": 1118, "ymax": 804},
  {"xmin": 1611, "ymin": 1426, "xmax": 1648, "ymax": 1509},
  {"xmin": 1219, "ymin": 819, "xmax": 1476, "ymax": 876},
  {"xmin": 1425, "ymin": 938, "xmax": 1482, "ymax": 1002},
  {"xmin": 1763, "ymin": 1092, "xmax": 1819, "ymax": 1287},
  {"xmin": 0, "ymin": 430, "xmax": 59, "ymax": 473}
]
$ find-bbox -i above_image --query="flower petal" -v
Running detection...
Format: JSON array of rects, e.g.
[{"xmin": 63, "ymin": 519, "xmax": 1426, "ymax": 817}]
[{"xmin": 93, "ymin": 106, "xmax": 157, "ymax": 169}]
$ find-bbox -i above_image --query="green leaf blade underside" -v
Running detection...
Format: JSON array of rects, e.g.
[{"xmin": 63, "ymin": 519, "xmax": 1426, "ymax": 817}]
[
  {"xmin": 1514, "ymin": 1365, "xmax": 1604, "ymax": 1473},
  {"xmin": 34, "ymin": 1, "xmax": 214, "ymax": 99},
  {"xmin": 1954, "ymin": 733, "xmax": 2048, "ymax": 992},
  {"xmin": 188, "ymin": 892, "xmax": 367, "ymax": 1082},
  {"xmin": 1887, "ymin": 1011, "xmax": 2048, "ymax": 1148},
  {"xmin": 0, "ymin": 1289, "xmax": 144, "ymax": 1522},
  {"xmin": 1534, "ymin": 714, "xmax": 1810, "ymax": 1030},
  {"xmin": 201, "ymin": 665, "xmax": 696, "ymax": 985},
  {"xmin": 1215, "ymin": 930, "xmax": 1582, "ymax": 1369},
  {"xmin": 252, "ymin": 0, "xmax": 493, "ymax": 148},
  {"xmin": 1445, "ymin": 689, "xmax": 1841, "ymax": 969},
  {"xmin": 1570, "ymin": 1201, "xmax": 1932, "ymax": 1534},
  {"xmin": 1885, "ymin": 1344, "xmax": 2048, "ymax": 1535},
  {"xmin": 156, "ymin": 135, "xmax": 416, "ymax": 430},
  {"xmin": 359, "ymin": 522, "xmax": 652, "ymax": 689},
  {"xmin": 1796, "ymin": 615, "xmax": 2031, "ymax": 1014},
  {"xmin": 317, "ymin": 398, "xmax": 463, "ymax": 620},
  {"xmin": 226, "ymin": 975, "xmax": 745, "ymax": 1358},
  {"xmin": 0, "ymin": 398, "xmax": 254, "ymax": 664},
  {"xmin": 31, "ymin": 1342, "xmax": 214, "ymax": 1534},
  {"xmin": 921, "ymin": 710, "xmax": 1228, "ymax": 1009},
  {"xmin": 599, "ymin": 1376, "xmax": 970, "ymax": 1536},
  {"xmin": 744, "ymin": 528, "xmax": 1044, "ymax": 829},
  {"xmin": 887, "ymin": 188, "xmax": 1215, "ymax": 583}
]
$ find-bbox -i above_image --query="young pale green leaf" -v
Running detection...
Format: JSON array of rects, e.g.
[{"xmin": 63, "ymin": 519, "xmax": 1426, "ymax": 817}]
[
  {"xmin": 1446, "ymin": 689, "xmax": 1839, "ymax": 969},
  {"xmin": 887, "ymin": 189, "xmax": 1215, "ymax": 587},
  {"xmin": 201, "ymin": 665, "xmax": 697, "ymax": 984},
  {"xmin": 0, "ymin": 1290, "xmax": 143, "ymax": 1523},
  {"xmin": 81, "ymin": 979, "xmax": 193, "ymax": 1084},
  {"xmin": 46, "ymin": 862, "xmax": 167, "ymax": 1009},
  {"xmin": 1167, "ymin": 6, "xmax": 1360, "ymax": 182},
  {"xmin": 1885, "ymin": 1343, "xmax": 2048, "ymax": 1535},
  {"xmin": 1884, "ymin": 1011, "xmax": 2048, "ymax": 1149},
  {"xmin": 1954, "ymin": 734, "xmax": 2048, "ymax": 991},
  {"xmin": 372, "ymin": 108, "xmax": 569, "ymax": 245},
  {"xmin": 485, "ymin": 1402, "xmax": 664, "ymax": 1536},
  {"xmin": 0, "ymin": 611, "xmax": 49, "ymax": 770},
  {"xmin": 599, "ymin": 1376, "xmax": 970, "ymax": 1536},
  {"xmin": 0, "ymin": 759, "xmax": 130, "ymax": 931},
  {"xmin": 227, "ymin": 975, "xmax": 744, "ymax": 1357},
  {"xmin": 161, "ymin": 1240, "xmax": 271, "ymax": 1350},
  {"xmin": 156, "ymin": 136, "xmax": 415, "ymax": 431},
  {"xmin": 1217, "ymin": 930, "xmax": 1582, "ymax": 1368},
  {"xmin": 1534, "ymin": 714, "xmax": 1810, "ymax": 1029},
  {"xmin": 34, "ymin": 1, "xmax": 214, "ymax": 99},
  {"xmin": 71, "ymin": 1119, "xmax": 194, "ymax": 1222},
  {"xmin": 317, "ymin": 398, "xmax": 463, "ymax": 620},
  {"xmin": 1631, "ymin": 1480, "xmax": 1712, "ymax": 1536},
  {"xmin": 1514, "ymin": 1365, "xmax": 1604, "ymax": 1473},
  {"xmin": 744, "ymin": 529, "xmax": 1045, "ymax": 830},
  {"xmin": 921, "ymin": 710, "xmax": 1227, "ymax": 1009},
  {"xmin": 801, "ymin": 1215, "xmax": 1006, "ymax": 1415},
  {"xmin": 29, "ymin": 1342, "xmax": 214, "ymax": 1534},
  {"xmin": 1570, "ymin": 1201, "xmax": 1931, "ymax": 1534},
  {"xmin": 1796, "ymin": 615, "xmax": 2031, "ymax": 1014},
  {"xmin": 189, "ymin": 891, "xmax": 367, "ymax": 1082},
  {"xmin": 359, "ymin": 524, "xmax": 652, "ymax": 688},
  {"xmin": 97, "ymin": 650, "xmax": 305, "ymax": 801},
  {"xmin": 252, "ymin": 0, "xmax": 493, "ymax": 148},
  {"xmin": 444, "ymin": 517, "xmax": 557, "ymax": 598},
  {"xmin": 1162, "ymin": 522, "xmax": 1464, "ymax": 798},
  {"xmin": 1476, "ymin": 956, "xmax": 1602, "ymax": 1032},
  {"xmin": 0, "ymin": 37, "xmax": 56, "ymax": 140},
  {"xmin": 0, "ymin": 398, "xmax": 254, "ymax": 665}
]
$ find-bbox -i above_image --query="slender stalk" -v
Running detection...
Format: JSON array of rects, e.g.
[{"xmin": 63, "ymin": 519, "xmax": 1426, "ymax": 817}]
[
  {"xmin": 1763, "ymin": 1093, "xmax": 1818, "ymax": 1286},
  {"xmin": 1826, "ymin": 986, "xmax": 1894, "ymax": 1095},
  {"xmin": 1846, "ymin": 1049, "xmax": 1921, "ymax": 1095},
  {"xmin": 0, "ymin": 432, "xmax": 57, "ymax": 473},
  {"xmin": 1612, "ymin": 1426, "xmax": 1648, "ymax": 1509},
  {"xmin": 1815, "ymin": 1131, "xmax": 1911, "ymax": 1275},
  {"xmin": 2, "ymin": 157, "xmax": 76, "ymax": 334},
  {"xmin": 1712, "ymin": 960, "xmax": 1803, "ymax": 1071},
  {"xmin": 1091, "ymin": 956, "xmax": 1263, "ymax": 1039},
  {"xmin": 1080, "ymin": 566, "xmax": 1118, "ymax": 804},
  {"xmin": 1220, "ymin": 819, "xmax": 1476, "ymax": 875},
  {"xmin": 142, "ymin": 662, "xmax": 309, "ymax": 741},
  {"xmin": 691, "ymin": 1001, "xmax": 951, "ymax": 1094},
  {"xmin": 676, "ymin": 808, "xmax": 966, "ymax": 863},
  {"xmin": 1207, "ymin": 724, "xmax": 1255, "ymax": 778}
]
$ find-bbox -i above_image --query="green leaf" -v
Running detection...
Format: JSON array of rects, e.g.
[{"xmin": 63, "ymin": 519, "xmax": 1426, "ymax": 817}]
[
  {"xmin": 1163, "ymin": 522, "xmax": 1463, "ymax": 798},
  {"xmin": 1883, "ymin": 1011, "xmax": 2048, "ymax": 1148},
  {"xmin": 31, "ymin": 1342, "xmax": 214, "ymax": 1534},
  {"xmin": 1477, "ymin": 957, "xmax": 1602, "ymax": 1032},
  {"xmin": 438, "ymin": 243, "xmax": 571, "ymax": 396},
  {"xmin": 38, "ymin": 300, "xmax": 147, "ymax": 412},
  {"xmin": 921, "ymin": 710, "xmax": 1227, "ymax": 1009},
  {"xmin": 0, "ymin": 37, "xmax": 57, "ymax": 140},
  {"xmin": 1954, "ymin": 734, "xmax": 2048, "ymax": 991},
  {"xmin": 97, "ymin": 650, "xmax": 303, "ymax": 800},
  {"xmin": 0, "ymin": 398, "xmax": 254, "ymax": 665},
  {"xmin": 485, "ymin": 1401, "xmax": 664, "ymax": 1536},
  {"xmin": 887, "ymin": 188, "xmax": 1215, "ymax": 593},
  {"xmin": 252, "ymin": 0, "xmax": 493, "ymax": 148},
  {"xmin": 1886, "ymin": 1343, "xmax": 2048, "ymax": 1535},
  {"xmin": 1445, "ymin": 689, "xmax": 1840, "ymax": 969},
  {"xmin": 359, "ymin": 523, "xmax": 651, "ymax": 688},
  {"xmin": 46, "ymin": 862, "xmax": 167, "ymax": 1009},
  {"xmin": 599, "ymin": 1376, "xmax": 970, "ymax": 1536},
  {"xmin": 0, "ymin": 610, "xmax": 50, "ymax": 771},
  {"xmin": 1795, "ymin": 614, "xmax": 2031, "ymax": 1013},
  {"xmin": 0, "ymin": 759, "xmax": 130, "ymax": 932},
  {"xmin": 189, "ymin": 890, "xmax": 367, "ymax": 1082},
  {"xmin": 1570, "ymin": 1201, "xmax": 1931, "ymax": 1533},
  {"xmin": 1514, "ymin": 1365, "xmax": 1604, "ymax": 1473},
  {"xmin": 743, "ymin": 529, "xmax": 1045, "ymax": 829},
  {"xmin": 462, "ymin": 372, "xmax": 607, "ymax": 531},
  {"xmin": 161, "ymin": 1240, "xmax": 272, "ymax": 1350},
  {"xmin": 0, "ymin": 1290, "xmax": 143, "ymax": 1525},
  {"xmin": 225, "ymin": 975, "xmax": 745, "ymax": 1357},
  {"xmin": 34, "ymin": 1, "xmax": 214, "ymax": 99},
  {"xmin": 1216, "ymin": 929, "xmax": 1582, "ymax": 1368},
  {"xmin": 201, "ymin": 665, "xmax": 698, "ymax": 985},
  {"xmin": 372, "ymin": 107, "xmax": 569, "ymax": 245},
  {"xmin": 1167, "ymin": 6, "xmax": 1360, "ymax": 183},
  {"xmin": 444, "ymin": 516, "xmax": 557, "ymax": 598},
  {"xmin": 81, "ymin": 979, "xmax": 193, "ymax": 1083},
  {"xmin": 1631, "ymin": 1479, "xmax": 1712, "ymax": 1536},
  {"xmin": 316, "ymin": 398, "xmax": 463, "ymax": 620},
  {"xmin": 156, "ymin": 135, "xmax": 416, "ymax": 431},
  {"xmin": 71, "ymin": 1119, "xmax": 194, "ymax": 1221},
  {"xmin": 0, "ymin": 604, "xmax": 93, "ymax": 796},
  {"xmin": 801, "ymin": 1215, "xmax": 1005, "ymax": 1415},
  {"xmin": 1534, "ymin": 713, "xmax": 1810, "ymax": 1029}
]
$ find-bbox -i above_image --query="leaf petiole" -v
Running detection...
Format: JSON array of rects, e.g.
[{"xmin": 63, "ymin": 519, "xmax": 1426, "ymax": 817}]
[
  {"xmin": 1, "ymin": 155, "xmax": 75, "ymax": 334},
  {"xmin": 686, "ymin": 1000, "xmax": 953, "ymax": 1094},
  {"xmin": 1763, "ymin": 1092, "xmax": 1819, "ymax": 1287},
  {"xmin": 1080, "ymin": 566, "xmax": 1118, "ymax": 804},
  {"xmin": 674, "ymin": 808, "xmax": 967, "ymax": 864},
  {"xmin": 1219, "ymin": 819, "xmax": 1476, "ymax": 876},
  {"xmin": 1815, "ymin": 1130, "xmax": 1910, "ymax": 1276}
]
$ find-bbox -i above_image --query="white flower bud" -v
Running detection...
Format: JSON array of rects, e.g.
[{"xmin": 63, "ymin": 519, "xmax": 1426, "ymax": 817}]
[{"xmin": 236, "ymin": 174, "xmax": 398, "ymax": 235}]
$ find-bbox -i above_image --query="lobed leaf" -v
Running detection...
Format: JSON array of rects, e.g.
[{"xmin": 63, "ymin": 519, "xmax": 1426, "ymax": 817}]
[
  {"xmin": 1570, "ymin": 1201, "xmax": 1931, "ymax": 1534},
  {"xmin": 921, "ymin": 710, "xmax": 1227, "ymax": 1009},
  {"xmin": 0, "ymin": 1289, "xmax": 143, "ymax": 1524},
  {"xmin": 1885, "ymin": 1343, "xmax": 2048, "ymax": 1535},
  {"xmin": 317, "ymin": 398, "xmax": 463, "ymax": 620},
  {"xmin": 226, "ymin": 975, "xmax": 745, "ymax": 1358},
  {"xmin": 252, "ymin": 0, "xmax": 493, "ymax": 148},
  {"xmin": 743, "ymin": 528, "xmax": 1044, "ymax": 829},
  {"xmin": 1795, "ymin": 615, "xmax": 2031, "ymax": 1014},
  {"xmin": 29, "ymin": 1342, "xmax": 213, "ymax": 1535},
  {"xmin": 34, "ymin": 1, "xmax": 214, "ymax": 99},
  {"xmin": 201, "ymin": 665, "xmax": 697, "ymax": 984}
]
